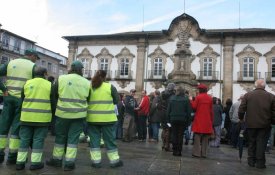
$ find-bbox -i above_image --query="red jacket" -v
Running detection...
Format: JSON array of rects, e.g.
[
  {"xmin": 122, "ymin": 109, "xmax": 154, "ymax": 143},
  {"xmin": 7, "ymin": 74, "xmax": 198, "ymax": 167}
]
[
  {"xmin": 138, "ymin": 95, "xmax": 150, "ymax": 116},
  {"xmin": 191, "ymin": 93, "xmax": 214, "ymax": 134}
]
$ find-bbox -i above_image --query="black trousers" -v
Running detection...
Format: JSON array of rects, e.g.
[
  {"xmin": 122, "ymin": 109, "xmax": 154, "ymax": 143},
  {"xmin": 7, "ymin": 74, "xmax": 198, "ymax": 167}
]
[
  {"xmin": 247, "ymin": 127, "xmax": 271, "ymax": 166},
  {"xmin": 137, "ymin": 115, "xmax": 147, "ymax": 140},
  {"xmin": 171, "ymin": 121, "xmax": 186, "ymax": 154}
]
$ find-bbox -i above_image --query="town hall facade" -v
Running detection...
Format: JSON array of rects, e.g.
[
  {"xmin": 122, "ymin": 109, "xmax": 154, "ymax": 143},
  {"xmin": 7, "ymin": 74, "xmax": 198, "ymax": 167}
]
[{"xmin": 63, "ymin": 13, "xmax": 275, "ymax": 103}]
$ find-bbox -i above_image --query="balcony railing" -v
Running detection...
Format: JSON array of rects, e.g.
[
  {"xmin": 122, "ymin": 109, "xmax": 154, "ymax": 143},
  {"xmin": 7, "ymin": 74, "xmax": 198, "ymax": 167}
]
[
  {"xmin": 115, "ymin": 70, "xmax": 133, "ymax": 80},
  {"xmin": 197, "ymin": 71, "xmax": 219, "ymax": 81},
  {"xmin": 147, "ymin": 70, "xmax": 166, "ymax": 80},
  {"xmin": 265, "ymin": 72, "xmax": 275, "ymax": 82},
  {"xmin": 83, "ymin": 70, "xmax": 93, "ymax": 79},
  {"xmin": 237, "ymin": 71, "xmax": 261, "ymax": 81},
  {"xmin": 92, "ymin": 70, "xmax": 112, "ymax": 79}
]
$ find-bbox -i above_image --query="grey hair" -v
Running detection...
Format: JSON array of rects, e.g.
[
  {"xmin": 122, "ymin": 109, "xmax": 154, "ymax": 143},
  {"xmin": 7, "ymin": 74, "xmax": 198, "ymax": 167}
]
[
  {"xmin": 255, "ymin": 79, "xmax": 266, "ymax": 89},
  {"xmin": 175, "ymin": 86, "xmax": 185, "ymax": 96}
]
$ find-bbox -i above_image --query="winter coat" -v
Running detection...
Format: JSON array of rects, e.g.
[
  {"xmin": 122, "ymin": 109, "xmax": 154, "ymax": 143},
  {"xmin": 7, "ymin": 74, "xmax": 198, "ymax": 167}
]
[
  {"xmin": 149, "ymin": 96, "xmax": 163, "ymax": 123},
  {"xmin": 167, "ymin": 95, "xmax": 191, "ymax": 123},
  {"xmin": 239, "ymin": 88, "xmax": 275, "ymax": 128},
  {"xmin": 191, "ymin": 93, "xmax": 214, "ymax": 134},
  {"xmin": 213, "ymin": 104, "xmax": 223, "ymax": 126}
]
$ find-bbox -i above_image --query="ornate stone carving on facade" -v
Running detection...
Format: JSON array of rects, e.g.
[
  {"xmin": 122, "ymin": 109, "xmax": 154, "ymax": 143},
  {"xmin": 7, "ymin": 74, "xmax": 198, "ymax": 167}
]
[
  {"xmin": 95, "ymin": 47, "xmax": 114, "ymax": 69},
  {"xmin": 148, "ymin": 46, "xmax": 169, "ymax": 71},
  {"xmin": 77, "ymin": 48, "xmax": 94, "ymax": 59},
  {"xmin": 267, "ymin": 84, "xmax": 275, "ymax": 92},
  {"xmin": 117, "ymin": 80, "xmax": 130, "ymax": 89},
  {"xmin": 115, "ymin": 47, "xmax": 135, "ymax": 76},
  {"xmin": 150, "ymin": 81, "xmax": 164, "ymax": 90},
  {"xmin": 167, "ymin": 13, "xmax": 201, "ymax": 41},
  {"xmin": 239, "ymin": 83, "xmax": 255, "ymax": 92},
  {"xmin": 264, "ymin": 46, "xmax": 275, "ymax": 81},
  {"xmin": 236, "ymin": 45, "xmax": 262, "ymax": 73},
  {"xmin": 197, "ymin": 45, "xmax": 220, "ymax": 79}
]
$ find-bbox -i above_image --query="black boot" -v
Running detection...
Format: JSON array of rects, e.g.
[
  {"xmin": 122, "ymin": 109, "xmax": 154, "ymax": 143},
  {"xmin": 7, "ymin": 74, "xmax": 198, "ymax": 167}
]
[
  {"xmin": 110, "ymin": 160, "xmax": 123, "ymax": 168},
  {"xmin": 46, "ymin": 158, "xmax": 62, "ymax": 167},
  {"xmin": 16, "ymin": 163, "xmax": 25, "ymax": 170},
  {"xmin": 64, "ymin": 163, "xmax": 75, "ymax": 171},
  {"xmin": 30, "ymin": 162, "xmax": 44, "ymax": 170}
]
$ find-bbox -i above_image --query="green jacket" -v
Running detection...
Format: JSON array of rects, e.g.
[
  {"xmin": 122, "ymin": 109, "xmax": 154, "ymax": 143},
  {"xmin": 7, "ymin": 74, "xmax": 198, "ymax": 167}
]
[{"xmin": 167, "ymin": 95, "xmax": 192, "ymax": 123}]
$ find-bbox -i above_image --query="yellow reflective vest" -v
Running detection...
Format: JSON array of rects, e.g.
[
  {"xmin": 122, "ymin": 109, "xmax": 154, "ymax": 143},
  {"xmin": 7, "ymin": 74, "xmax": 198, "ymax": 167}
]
[
  {"xmin": 87, "ymin": 82, "xmax": 117, "ymax": 123},
  {"xmin": 21, "ymin": 78, "xmax": 52, "ymax": 123},
  {"xmin": 55, "ymin": 73, "xmax": 90, "ymax": 119},
  {"xmin": 6, "ymin": 58, "xmax": 34, "ymax": 98}
]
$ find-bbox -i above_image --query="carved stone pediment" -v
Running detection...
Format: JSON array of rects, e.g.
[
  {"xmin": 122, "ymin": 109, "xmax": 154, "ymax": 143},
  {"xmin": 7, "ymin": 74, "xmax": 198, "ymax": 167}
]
[
  {"xmin": 148, "ymin": 46, "xmax": 169, "ymax": 69},
  {"xmin": 77, "ymin": 48, "xmax": 94, "ymax": 59},
  {"xmin": 150, "ymin": 81, "xmax": 164, "ymax": 89},
  {"xmin": 167, "ymin": 13, "xmax": 201, "ymax": 41},
  {"xmin": 117, "ymin": 80, "xmax": 130, "ymax": 89},
  {"xmin": 95, "ymin": 47, "xmax": 114, "ymax": 68}
]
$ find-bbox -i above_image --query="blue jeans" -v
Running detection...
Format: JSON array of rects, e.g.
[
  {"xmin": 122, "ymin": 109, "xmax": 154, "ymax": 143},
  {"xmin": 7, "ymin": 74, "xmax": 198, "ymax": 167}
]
[
  {"xmin": 151, "ymin": 123, "xmax": 160, "ymax": 140},
  {"xmin": 115, "ymin": 118, "xmax": 123, "ymax": 139}
]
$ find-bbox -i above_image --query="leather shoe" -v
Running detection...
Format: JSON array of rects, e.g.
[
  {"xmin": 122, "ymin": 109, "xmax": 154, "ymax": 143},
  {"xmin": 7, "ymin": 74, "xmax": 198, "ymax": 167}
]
[
  {"xmin": 248, "ymin": 162, "xmax": 255, "ymax": 167},
  {"xmin": 256, "ymin": 164, "xmax": 266, "ymax": 169},
  {"xmin": 46, "ymin": 158, "xmax": 62, "ymax": 167},
  {"xmin": 64, "ymin": 164, "xmax": 75, "ymax": 171},
  {"xmin": 110, "ymin": 160, "xmax": 123, "ymax": 168},
  {"xmin": 91, "ymin": 163, "xmax": 102, "ymax": 168}
]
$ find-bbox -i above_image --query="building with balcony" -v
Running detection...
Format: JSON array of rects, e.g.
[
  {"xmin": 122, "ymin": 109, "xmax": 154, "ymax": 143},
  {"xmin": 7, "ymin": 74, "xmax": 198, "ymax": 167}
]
[
  {"xmin": 63, "ymin": 13, "xmax": 275, "ymax": 103},
  {"xmin": 0, "ymin": 28, "xmax": 68, "ymax": 79}
]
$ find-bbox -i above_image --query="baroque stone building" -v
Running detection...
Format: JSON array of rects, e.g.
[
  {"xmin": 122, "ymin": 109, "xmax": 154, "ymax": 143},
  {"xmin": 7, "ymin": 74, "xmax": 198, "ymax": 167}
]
[{"xmin": 63, "ymin": 13, "xmax": 275, "ymax": 103}]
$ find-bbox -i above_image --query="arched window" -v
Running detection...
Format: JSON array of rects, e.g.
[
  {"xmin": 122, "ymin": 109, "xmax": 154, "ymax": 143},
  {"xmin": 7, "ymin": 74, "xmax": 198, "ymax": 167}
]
[
  {"xmin": 154, "ymin": 57, "xmax": 163, "ymax": 77},
  {"xmin": 203, "ymin": 58, "xmax": 213, "ymax": 77},
  {"xmin": 120, "ymin": 58, "xmax": 129, "ymax": 76},
  {"xmin": 243, "ymin": 57, "xmax": 254, "ymax": 79},
  {"xmin": 100, "ymin": 58, "xmax": 108, "ymax": 71}
]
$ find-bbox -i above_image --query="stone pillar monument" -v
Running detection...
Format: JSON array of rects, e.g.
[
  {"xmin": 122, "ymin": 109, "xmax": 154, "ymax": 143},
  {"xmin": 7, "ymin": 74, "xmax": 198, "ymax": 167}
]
[
  {"xmin": 223, "ymin": 37, "xmax": 234, "ymax": 102},
  {"xmin": 135, "ymin": 38, "xmax": 147, "ymax": 93}
]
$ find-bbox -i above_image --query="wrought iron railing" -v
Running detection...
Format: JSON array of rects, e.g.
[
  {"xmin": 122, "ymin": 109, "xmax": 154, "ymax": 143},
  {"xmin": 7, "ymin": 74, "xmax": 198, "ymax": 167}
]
[
  {"xmin": 197, "ymin": 71, "xmax": 219, "ymax": 80},
  {"xmin": 115, "ymin": 70, "xmax": 133, "ymax": 79},
  {"xmin": 237, "ymin": 71, "xmax": 261, "ymax": 81},
  {"xmin": 147, "ymin": 70, "xmax": 166, "ymax": 80}
]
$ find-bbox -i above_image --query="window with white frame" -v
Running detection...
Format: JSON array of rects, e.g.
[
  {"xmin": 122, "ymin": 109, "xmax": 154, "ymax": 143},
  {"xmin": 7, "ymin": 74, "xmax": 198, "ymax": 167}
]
[
  {"xmin": 48, "ymin": 62, "xmax": 52, "ymax": 72},
  {"xmin": 154, "ymin": 57, "xmax": 163, "ymax": 77},
  {"xmin": 243, "ymin": 57, "xmax": 254, "ymax": 79},
  {"xmin": 120, "ymin": 58, "xmax": 129, "ymax": 76},
  {"xmin": 79, "ymin": 58, "xmax": 89, "ymax": 75},
  {"xmin": 100, "ymin": 58, "xmax": 108, "ymax": 71},
  {"xmin": 14, "ymin": 39, "xmax": 21, "ymax": 51},
  {"xmin": 2, "ymin": 33, "xmax": 9, "ymax": 47},
  {"xmin": 203, "ymin": 58, "xmax": 213, "ymax": 77}
]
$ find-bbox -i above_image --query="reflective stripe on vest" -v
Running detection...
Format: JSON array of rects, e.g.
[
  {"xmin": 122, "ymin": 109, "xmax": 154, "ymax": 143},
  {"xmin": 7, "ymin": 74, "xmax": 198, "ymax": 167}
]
[
  {"xmin": 55, "ymin": 74, "xmax": 90, "ymax": 119},
  {"xmin": 87, "ymin": 82, "xmax": 117, "ymax": 123},
  {"xmin": 21, "ymin": 78, "xmax": 52, "ymax": 123},
  {"xmin": 6, "ymin": 58, "xmax": 34, "ymax": 98}
]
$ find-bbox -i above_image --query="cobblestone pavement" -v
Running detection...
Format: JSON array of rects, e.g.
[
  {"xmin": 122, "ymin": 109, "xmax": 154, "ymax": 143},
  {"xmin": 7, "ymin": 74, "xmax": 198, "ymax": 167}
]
[{"xmin": 0, "ymin": 134, "xmax": 275, "ymax": 175}]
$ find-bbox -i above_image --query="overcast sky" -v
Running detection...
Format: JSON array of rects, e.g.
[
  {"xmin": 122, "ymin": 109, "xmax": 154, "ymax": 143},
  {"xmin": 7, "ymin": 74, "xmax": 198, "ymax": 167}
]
[{"xmin": 0, "ymin": 0, "xmax": 274, "ymax": 57}]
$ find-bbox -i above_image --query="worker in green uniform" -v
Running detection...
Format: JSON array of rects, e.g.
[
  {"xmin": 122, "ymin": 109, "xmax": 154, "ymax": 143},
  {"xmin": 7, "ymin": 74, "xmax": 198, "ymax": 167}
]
[
  {"xmin": 87, "ymin": 70, "xmax": 123, "ymax": 168},
  {"xmin": 16, "ymin": 67, "xmax": 54, "ymax": 170},
  {"xmin": 0, "ymin": 49, "xmax": 39, "ymax": 165},
  {"xmin": 46, "ymin": 60, "xmax": 91, "ymax": 171}
]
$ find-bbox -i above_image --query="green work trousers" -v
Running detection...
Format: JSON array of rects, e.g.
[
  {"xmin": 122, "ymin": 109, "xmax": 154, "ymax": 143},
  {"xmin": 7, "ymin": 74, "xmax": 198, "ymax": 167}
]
[
  {"xmin": 0, "ymin": 95, "xmax": 22, "ymax": 161},
  {"xmin": 87, "ymin": 123, "xmax": 120, "ymax": 165},
  {"xmin": 52, "ymin": 117, "xmax": 84, "ymax": 166},
  {"xmin": 16, "ymin": 125, "xmax": 48, "ymax": 165}
]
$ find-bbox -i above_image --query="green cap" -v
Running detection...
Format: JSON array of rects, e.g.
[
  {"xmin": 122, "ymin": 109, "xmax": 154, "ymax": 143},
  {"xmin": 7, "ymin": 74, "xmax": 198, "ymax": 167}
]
[
  {"xmin": 71, "ymin": 60, "xmax": 84, "ymax": 70},
  {"xmin": 24, "ymin": 49, "xmax": 40, "ymax": 59}
]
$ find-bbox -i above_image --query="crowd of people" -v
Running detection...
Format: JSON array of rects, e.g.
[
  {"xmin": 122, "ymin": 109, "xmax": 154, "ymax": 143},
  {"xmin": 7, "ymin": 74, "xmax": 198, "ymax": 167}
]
[{"xmin": 0, "ymin": 49, "xmax": 274, "ymax": 172}]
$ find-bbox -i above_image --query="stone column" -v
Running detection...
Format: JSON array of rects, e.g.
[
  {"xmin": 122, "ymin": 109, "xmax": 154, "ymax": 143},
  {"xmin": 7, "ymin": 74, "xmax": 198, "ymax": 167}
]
[
  {"xmin": 67, "ymin": 41, "xmax": 77, "ymax": 70},
  {"xmin": 223, "ymin": 37, "xmax": 234, "ymax": 102},
  {"xmin": 135, "ymin": 38, "xmax": 147, "ymax": 93}
]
